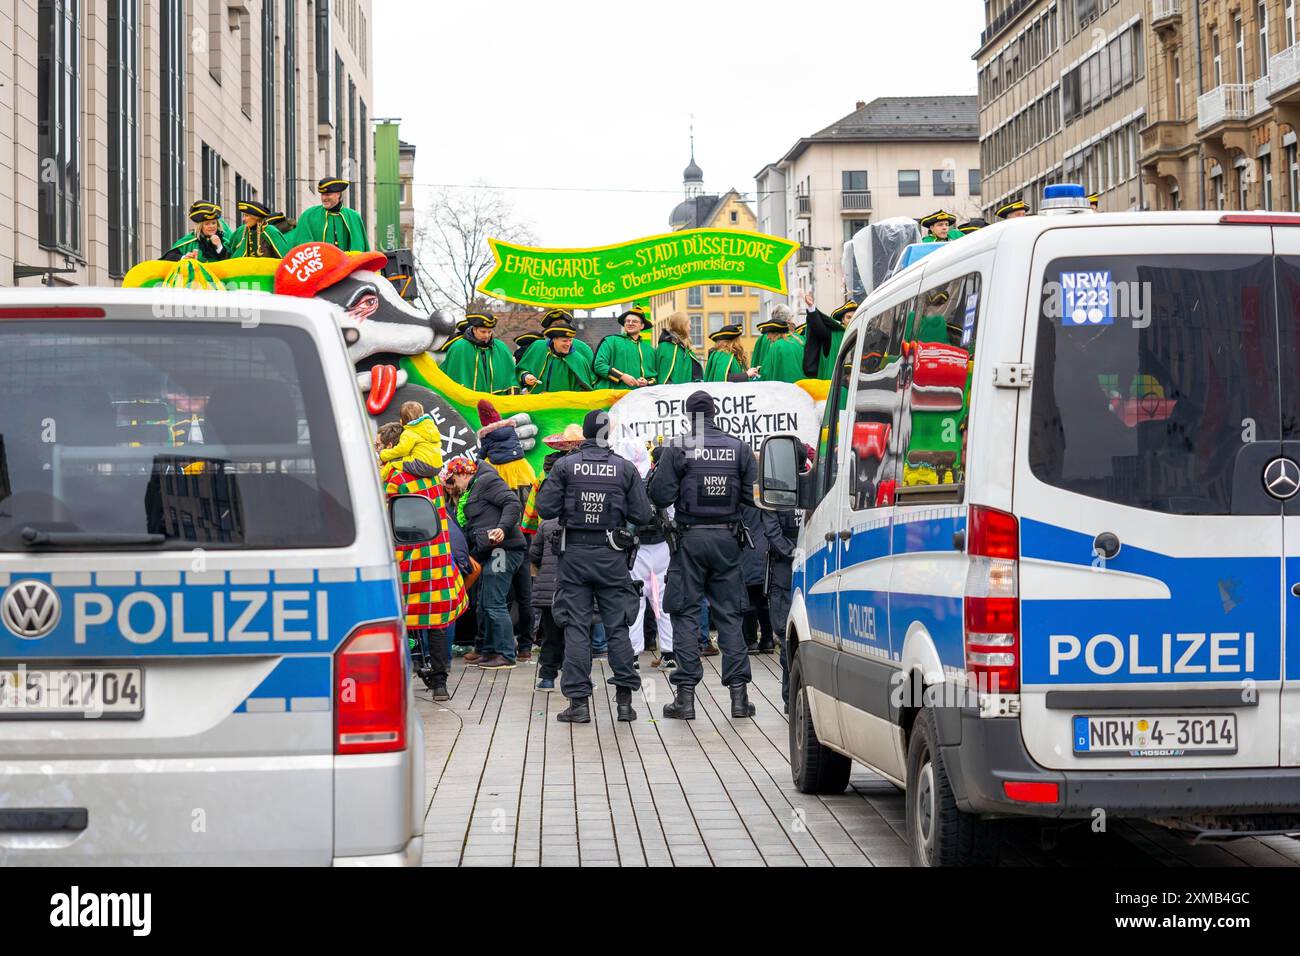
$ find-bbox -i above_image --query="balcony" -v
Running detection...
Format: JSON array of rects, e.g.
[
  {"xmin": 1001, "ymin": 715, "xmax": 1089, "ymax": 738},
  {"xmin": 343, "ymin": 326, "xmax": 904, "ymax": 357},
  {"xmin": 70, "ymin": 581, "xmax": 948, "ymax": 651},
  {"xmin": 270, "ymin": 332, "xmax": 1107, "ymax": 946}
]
[
  {"xmin": 1151, "ymin": 0, "xmax": 1181, "ymax": 31},
  {"xmin": 797, "ymin": 244, "xmax": 815, "ymax": 266},
  {"xmin": 1197, "ymin": 84, "xmax": 1254, "ymax": 131},
  {"xmin": 841, "ymin": 190, "xmax": 872, "ymax": 212},
  {"xmin": 1255, "ymin": 76, "xmax": 1274, "ymax": 113},
  {"xmin": 796, "ymin": 194, "xmax": 811, "ymax": 218},
  {"xmin": 1269, "ymin": 43, "xmax": 1300, "ymax": 102}
]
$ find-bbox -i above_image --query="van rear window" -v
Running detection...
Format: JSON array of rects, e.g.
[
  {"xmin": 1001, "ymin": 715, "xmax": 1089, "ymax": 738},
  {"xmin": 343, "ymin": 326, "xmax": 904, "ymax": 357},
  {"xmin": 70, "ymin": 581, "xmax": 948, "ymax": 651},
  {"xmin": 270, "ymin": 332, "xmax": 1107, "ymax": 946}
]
[
  {"xmin": 0, "ymin": 321, "xmax": 355, "ymax": 550},
  {"xmin": 1029, "ymin": 255, "xmax": 1279, "ymax": 516}
]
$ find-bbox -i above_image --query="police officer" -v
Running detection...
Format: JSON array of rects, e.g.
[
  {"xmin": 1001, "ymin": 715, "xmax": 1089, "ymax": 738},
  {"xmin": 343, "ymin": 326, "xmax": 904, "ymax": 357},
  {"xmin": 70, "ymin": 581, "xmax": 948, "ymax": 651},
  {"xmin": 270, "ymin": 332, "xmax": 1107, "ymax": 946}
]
[
  {"xmin": 535, "ymin": 408, "xmax": 653, "ymax": 724},
  {"xmin": 648, "ymin": 390, "xmax": 760, "ymax": 720}
]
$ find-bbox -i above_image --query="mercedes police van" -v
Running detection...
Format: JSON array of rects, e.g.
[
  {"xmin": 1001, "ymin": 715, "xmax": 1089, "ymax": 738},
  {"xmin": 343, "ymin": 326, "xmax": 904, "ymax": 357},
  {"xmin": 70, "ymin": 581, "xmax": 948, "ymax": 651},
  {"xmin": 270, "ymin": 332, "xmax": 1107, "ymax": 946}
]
[
  {"xmin": 0, "ymin": 287, "xmax": 424, "ymax": 865},
  {"xmin": 758, "ymin": 186, "xmax": 1300, "ymax": 865}
]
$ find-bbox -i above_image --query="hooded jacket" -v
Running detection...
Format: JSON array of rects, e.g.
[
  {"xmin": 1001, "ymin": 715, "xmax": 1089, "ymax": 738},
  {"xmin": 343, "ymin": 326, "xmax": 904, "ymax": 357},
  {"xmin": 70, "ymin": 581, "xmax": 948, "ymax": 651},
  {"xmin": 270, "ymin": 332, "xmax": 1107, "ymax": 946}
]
[
  {"xmin": 528, "ymin": 517, "xmax": 563, "ymax": 608},
  {"xmin": 379, "ymin": 413, "xmax": 444, "ymax": 471},
  {"xmin": 459, "ymin": 465, "xmax": 527, "ymax": 556}
]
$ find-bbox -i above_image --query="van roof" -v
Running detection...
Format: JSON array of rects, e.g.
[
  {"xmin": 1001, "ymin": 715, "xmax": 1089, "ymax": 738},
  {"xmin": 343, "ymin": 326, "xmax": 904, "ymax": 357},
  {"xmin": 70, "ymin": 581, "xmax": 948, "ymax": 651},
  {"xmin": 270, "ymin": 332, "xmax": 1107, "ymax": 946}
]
[
  {"xmin": 0, "ymin": 286, "xmax": 343, "ymax": 330},
  {"xmin": 870, "ymin": 210, "xmax": 1299, "ymax": 305}
]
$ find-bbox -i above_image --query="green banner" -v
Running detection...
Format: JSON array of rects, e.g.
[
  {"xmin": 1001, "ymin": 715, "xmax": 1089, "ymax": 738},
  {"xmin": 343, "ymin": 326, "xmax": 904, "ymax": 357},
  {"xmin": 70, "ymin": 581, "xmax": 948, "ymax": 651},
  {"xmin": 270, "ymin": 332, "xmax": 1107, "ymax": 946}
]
[
  {"xmin": 478, "ymin": 228, "xmax": 798, "ymax": 308},
  {"xmin": 374, "ymin": 121, "xmax": 401, "ymax": 252}
]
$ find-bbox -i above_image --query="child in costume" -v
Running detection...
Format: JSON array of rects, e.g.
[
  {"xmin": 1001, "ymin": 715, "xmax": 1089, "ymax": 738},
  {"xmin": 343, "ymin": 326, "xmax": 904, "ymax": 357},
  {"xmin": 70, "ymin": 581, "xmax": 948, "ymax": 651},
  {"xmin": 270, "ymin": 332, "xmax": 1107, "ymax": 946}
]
[{"xmin": 378, "ymin": 401, "xmax": 444, "ymax": 479}]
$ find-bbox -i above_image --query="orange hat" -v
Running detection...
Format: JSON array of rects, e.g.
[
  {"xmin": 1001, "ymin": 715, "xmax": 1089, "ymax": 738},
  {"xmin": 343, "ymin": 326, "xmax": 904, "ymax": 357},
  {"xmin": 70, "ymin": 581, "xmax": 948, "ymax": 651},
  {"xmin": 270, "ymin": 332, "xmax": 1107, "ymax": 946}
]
[{"xmin": 273, "ymin": 242, "xmax": 389, "ymax": 298}]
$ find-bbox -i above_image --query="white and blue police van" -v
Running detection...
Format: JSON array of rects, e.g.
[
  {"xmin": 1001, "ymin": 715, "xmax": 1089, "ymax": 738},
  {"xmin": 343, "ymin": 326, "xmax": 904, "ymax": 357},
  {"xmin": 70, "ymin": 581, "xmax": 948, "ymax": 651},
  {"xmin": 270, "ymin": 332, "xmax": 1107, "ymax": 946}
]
[
  {"xmin": 0, "ymin": 287, "xmax": 425, "ymax": 865},
  {"xmin": 758, "ymin": 185, "xmax": 1300, "ymax": 865}
]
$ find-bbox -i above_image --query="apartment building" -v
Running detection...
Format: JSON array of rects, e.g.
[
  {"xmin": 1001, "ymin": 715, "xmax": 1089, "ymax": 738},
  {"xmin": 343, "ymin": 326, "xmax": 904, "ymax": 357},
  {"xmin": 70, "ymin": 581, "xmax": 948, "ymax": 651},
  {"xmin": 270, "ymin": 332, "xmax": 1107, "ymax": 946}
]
[
  {"xmin": 976, "ymin": 0, "xmax": 1152, "ymax": 216},
  {"xmin": 1142, "ymin": 0, "xmax": 1300, "ymax": 211},
  {"xmin": 755, "ymin": 96, "xmax": 980, "ymax": 320},
  {"xmin": 0, "ymin": 0, "xmax": 373, "ymax": 288}
]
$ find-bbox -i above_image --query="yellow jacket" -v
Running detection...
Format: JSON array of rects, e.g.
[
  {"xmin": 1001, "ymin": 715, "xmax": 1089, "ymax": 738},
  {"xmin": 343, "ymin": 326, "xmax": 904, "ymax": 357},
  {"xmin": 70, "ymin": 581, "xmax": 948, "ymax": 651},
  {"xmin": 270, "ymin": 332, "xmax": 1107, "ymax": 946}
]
[{"xmin": 379, "ymin": 414, "xmax": 444, "ymax": 471}]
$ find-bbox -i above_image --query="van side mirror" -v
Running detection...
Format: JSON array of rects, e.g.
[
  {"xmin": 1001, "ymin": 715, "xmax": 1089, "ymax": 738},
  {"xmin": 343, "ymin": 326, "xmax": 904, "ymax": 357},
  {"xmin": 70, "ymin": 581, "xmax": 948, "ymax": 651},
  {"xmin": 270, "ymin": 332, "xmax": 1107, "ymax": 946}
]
[
  {"xmin": 389, "ymin": 494, "xmax": 441, "ymax": 546},
  {"xmin": 757, "ymin": 434, "xmax": 802, "ymax": 510}
]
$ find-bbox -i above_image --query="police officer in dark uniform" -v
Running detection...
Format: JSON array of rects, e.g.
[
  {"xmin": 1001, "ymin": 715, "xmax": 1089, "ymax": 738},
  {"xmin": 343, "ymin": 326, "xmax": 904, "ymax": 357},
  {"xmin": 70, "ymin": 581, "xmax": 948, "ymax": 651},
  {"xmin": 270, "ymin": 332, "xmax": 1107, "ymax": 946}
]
[
  {"xmin": 648, "ymin": 390, "xmax": 760, "ymax": 720},
  {"xmin": 535, "ymin": 408, "xmax": 653, "ymax": 724}
]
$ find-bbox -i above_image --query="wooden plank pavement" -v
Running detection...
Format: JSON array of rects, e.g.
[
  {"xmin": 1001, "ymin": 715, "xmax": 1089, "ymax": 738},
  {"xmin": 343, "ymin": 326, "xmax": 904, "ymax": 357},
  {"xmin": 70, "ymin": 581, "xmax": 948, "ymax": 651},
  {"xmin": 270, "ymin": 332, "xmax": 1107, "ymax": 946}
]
[{"xmin": 414, "ymin": 650, "xmax": 1300, "ymax": 868}]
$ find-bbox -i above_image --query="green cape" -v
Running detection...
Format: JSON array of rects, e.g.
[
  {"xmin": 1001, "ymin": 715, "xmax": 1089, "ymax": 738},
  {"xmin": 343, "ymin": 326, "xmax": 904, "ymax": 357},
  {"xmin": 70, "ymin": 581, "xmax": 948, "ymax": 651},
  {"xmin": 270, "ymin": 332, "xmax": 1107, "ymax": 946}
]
[
  {"xmin": 229, "ymin": 222, "xmax": 290, "ymax": 258},
  {"xmin": 704, "ymin": 349, "xmax": 747, "ymax": 383},
  {"xmin": 593, "ymin": 332, "xmax": 657, "ymax": 388},
  {"xmin": 516, "ymin": 337, "xmax": 592, "ymax": 387},
  {"xmin": 291, "ymin": 204, "xmax": 370, "ymax": 252},
  {"xmin": 441, "ymin": 336, "xmax": 518, "ymax": 395},
  {"xmin": 518, "ymin": 343, "xmax": 595, "ymax": 393},
  {"xmin": 759, "ymin": 335, "xmax": 805, "ymax": 384},
  {"xmin": 655, "ymin": 337, "xmax": 702, "ymax": 385},
  {"xmin": 163, "ymin": 221, "xmax": 234, "ymax": 262}
]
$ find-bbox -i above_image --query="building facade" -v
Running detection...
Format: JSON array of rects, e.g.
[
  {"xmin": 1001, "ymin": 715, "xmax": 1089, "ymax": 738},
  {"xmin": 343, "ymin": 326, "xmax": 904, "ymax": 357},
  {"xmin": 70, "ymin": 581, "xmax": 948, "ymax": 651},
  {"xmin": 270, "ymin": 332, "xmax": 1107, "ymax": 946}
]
[
  {"xmin": 648, "ymin": 150, "xmax": 764, "ymax": 360},
  {"xmin": 0, "ymin": 0, "xmax": 373, "ymax": 288},
  {"xmin": 976, "ymin": 0, "xmax": 1151, "ymax": 217},
  {"xmin": 755, "ymin": 96, "xmax": 980, "ymax": 320},
  {"xmin": 399, "ymin": 138, "xmax": 415, "ymax": 249},
  {"xmin": 1142, "ymin": 0, "xmax": 1300, "ymax": 212}
]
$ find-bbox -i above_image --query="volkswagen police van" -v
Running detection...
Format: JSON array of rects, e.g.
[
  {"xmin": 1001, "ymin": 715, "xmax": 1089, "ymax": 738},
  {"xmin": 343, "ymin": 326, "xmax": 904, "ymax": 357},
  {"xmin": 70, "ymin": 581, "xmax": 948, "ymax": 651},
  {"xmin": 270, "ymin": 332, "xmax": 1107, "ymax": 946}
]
[
  {"xmin": 758, "ymin": 186, "xmax": 1300, "ymax": 865},
  {"xmin": 0, "ymin": 287, "xmax": 424, "ymax": 865}
]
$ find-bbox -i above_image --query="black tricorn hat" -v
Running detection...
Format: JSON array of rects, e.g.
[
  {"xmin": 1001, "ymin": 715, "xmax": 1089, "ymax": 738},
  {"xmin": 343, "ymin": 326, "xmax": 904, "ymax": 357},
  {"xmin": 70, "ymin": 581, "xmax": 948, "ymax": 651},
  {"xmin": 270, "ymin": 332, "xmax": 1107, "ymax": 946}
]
[{"xmin": 317, "ymin": 177, "xmax": 350, "ymax": 194}]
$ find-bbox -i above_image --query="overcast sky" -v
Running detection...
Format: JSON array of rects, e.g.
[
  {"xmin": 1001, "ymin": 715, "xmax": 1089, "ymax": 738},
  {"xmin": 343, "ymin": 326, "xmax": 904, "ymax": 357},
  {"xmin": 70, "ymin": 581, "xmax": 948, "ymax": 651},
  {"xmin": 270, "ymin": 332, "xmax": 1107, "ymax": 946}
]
[{"xmin": 373, "ymin": 0, "xmax": 984, "ymax": 249}]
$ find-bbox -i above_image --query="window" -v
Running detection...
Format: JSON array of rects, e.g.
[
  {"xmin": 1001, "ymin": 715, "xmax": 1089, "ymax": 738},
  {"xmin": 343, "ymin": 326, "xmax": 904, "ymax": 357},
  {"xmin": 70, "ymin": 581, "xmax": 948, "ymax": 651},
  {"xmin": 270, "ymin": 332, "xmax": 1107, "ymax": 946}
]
[
  {"xmin": 707, "ymin": 285, "xmax": 722, "ymax": 296},
  {"xmin": 1235, "ymin": 16, "xmax": 1246, "ymax": 82},
  {"xmin": 348, "ymin": 78, "xmax": 357, "ymax": 184},
  {"xmin": 159, "ymin": 0, "xmax": 185, "ymax": 247},
  {"xmin": 202, "ymin": 143, "xmax": 223, "ymax": 209},
  {"xmin": 1212, "ymin": 170, "xmax": 1225, "ymax": 210},
  {"xmin": 108, "ymin": 0, "xmax": 140, "ymax": 278},
  {"xmin": 1030, "ymin": 254, "xmax": 1283, "ymax": 516},
  {"xmin": 687, "ymin": 286, "xmax": 702, "ymax": 307},
  {"xmin": 1260, "ymin": 1, "xmax": 1270, "ymax": 77},
  {"xmin": 0, "ymin": 323, "xmax": 356, "ymax": 550},
  {"xmin": 1172, "ymin": 52, "xmax": 1183, "ymax": 114},
  {"xmin": 899, "ymin": 169, "xmax": 920, "ymax": 197},
  {"xmin": 842, "ymin": 170, "xmax": 868, "ymax": 191},
  {"xmin": 728, "ymin": 312, "xmax": 745, "ymax": 331},
  {"xmin": 316, "ymin": 0, "xmax": 332, "ymax": 128},
  {"xmin": 1291, "ymin": 143, "xmax": 1299, "ymax": 211},
  {"xmin": 846, "ymin": 305, "xmax": 905, "ymax": 512},
  {"xmin": 729, "ymin": 210, "xmax": 738, "ymax": 224},
  {"xmin": 360, "ymin": 99, "xmax": 368, "ymax": 227},
  {"xmin": 895, "ymin": 274, "xmax": 983, "ymax": 500},
  {"xmin": 689, "ymin": 315, "xmax": 704, "ymax": 349},
  {"xmin": 261, "ymin": 0, "xmax": 277, "ymax": 208},
  {"xmin": 1237, "ymin": 164, "xmax": 1249, "ymax": 209},
  {"xmin": 1263, "ymin": 153, "xmax": 1274, "ymax": 209},
  {"xmin": 749, "ymin": 312, "xmax": 761, "ymax": 336},
  {"xmin": 284, "ymin": 0, "xmax": 297, "ymax": 218},
  {"xmin": 38, "ymin": 0, "xmax": 82, "ymax": 255},
  {"xmin": 843, "ymin": 218, "xmax": 868, "ymax": 243},
  {"xmin": 969, "ymin": 169, "xmax": 982, "ymax": 196},
  {"xmin": 813, "ymin": 331, "xmax": 860, "ymax": 504},
  {"xmin": 334, "ymin": 54, "xmax": 344, "ymax": 175},
  {"xmin": 933, "ymin": 168, "xmax": 955, "ymax": 196},
  {"xmin": 708, "ymin": 313, "xmax": 725, "ymax": 335},
  {"xmin": 1212, "ymin": 29, "xmax": 1222, "ymax": 87},
  {"xmin": 1290, "ymin": 0, "xmax": 1297, "ymax": 48},
  {"xmin": 236, "ymin": 173, "xmax": 255, "ymax": 204},
  {"xmin": 729, "ymin": 285, "xmax": 743, "ymax": 295}
]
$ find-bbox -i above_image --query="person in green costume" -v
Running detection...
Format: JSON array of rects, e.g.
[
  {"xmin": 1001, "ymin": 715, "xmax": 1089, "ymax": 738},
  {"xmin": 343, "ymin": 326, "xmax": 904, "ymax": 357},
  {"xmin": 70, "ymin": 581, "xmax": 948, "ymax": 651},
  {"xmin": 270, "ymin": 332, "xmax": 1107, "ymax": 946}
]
[
  {"xmin": 995, "ymin": 198, "xmax": 1030, "ymax": 221},
  {"xmin": 441, "ymin": 312, "xmax": 518, "ymax": 395},
  {"xmin": 518, "ymin": 321, "xmax": 595, "ymax": 393},
  {"xmin": 161, "ymin": 201, "xmax": 232, "ymax": 262},
  {"xmin": 516, "ymin": 309, "xmax": 594, "ymax": 389},
  {"xmin": 229, "ymin": 199, "xmax": 290, "ymax": 258},
  {"xmin": 655, "ymin": 312, "xmax": 703, "ymax": 385},
  {"xmin": 918, "ymin": 209, "xmax": 963, "ymax": 243},
  {"xmin": 593, "ymin": 305, "xmax": 657, "ymax": 389},
  {"xmin": 801, "ymin": 293, "xmax": 854, "ymax": 379},
  {"xmin": 512, "ymin": 331, "xmax": 543, "ymax": 365},
  {"xmin": 755, "ymin": 313, "xmax": 806, "ymax": 384},
  {"xmin": 704, "ymin": 324, "xmax": 756, "ymax": 382},
  {"xmin": 752, "ymin": 303, "xmax": 804, "ymax": 374},
  {"xmin": 291, "ymin": 177, "xmax": 370, "ymax": 252}
]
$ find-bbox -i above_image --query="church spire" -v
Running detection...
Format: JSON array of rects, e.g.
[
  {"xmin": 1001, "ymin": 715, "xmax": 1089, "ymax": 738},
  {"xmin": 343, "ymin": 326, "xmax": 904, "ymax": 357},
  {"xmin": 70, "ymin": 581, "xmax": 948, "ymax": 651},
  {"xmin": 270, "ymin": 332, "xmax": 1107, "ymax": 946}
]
[{"xmin": 683, "ymin": 117, "xmax": 703, "ymax": 199}]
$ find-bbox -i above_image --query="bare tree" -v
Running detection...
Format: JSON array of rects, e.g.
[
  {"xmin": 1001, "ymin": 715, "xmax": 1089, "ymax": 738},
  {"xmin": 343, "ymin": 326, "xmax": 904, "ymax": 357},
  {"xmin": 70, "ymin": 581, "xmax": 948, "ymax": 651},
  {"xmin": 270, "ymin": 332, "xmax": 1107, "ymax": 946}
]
[{"xmin": 413, "ymin": 186, "xmax": 536, "ymax": 315}]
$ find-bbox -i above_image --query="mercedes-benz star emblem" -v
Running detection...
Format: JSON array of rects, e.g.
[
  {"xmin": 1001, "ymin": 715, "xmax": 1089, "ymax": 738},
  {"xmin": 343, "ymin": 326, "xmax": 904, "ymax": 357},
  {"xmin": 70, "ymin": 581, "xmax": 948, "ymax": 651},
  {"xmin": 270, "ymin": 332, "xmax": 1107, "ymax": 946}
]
[
  {"xmin": 1, "ymin": 580, "xmax": 61, "ymax": 640},
  {"xmin": 1264, "ymin": 457, "xmax": 1300, "ymax": 501}
]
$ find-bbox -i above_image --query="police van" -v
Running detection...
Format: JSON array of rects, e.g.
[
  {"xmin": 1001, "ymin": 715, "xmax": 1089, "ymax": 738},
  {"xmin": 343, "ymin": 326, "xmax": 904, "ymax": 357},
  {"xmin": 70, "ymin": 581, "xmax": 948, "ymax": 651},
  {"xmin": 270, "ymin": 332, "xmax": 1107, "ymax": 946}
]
[
  {"xmin": 0, "ymin": 287, "xmax": 424, "ymax": 865},
  {"xmin": 758, "ymin": 187, "xmax": 1300, "ymax": 865}
]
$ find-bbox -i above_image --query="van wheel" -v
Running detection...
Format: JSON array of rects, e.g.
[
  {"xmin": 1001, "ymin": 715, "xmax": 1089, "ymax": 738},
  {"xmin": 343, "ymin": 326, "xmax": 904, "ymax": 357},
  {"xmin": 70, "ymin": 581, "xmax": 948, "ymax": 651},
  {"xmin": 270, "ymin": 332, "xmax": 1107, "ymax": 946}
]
[
  {"xmin": 906, "ymin": 708, "xmax": 996, "ymax": 866},
  {"xmin": 789, "ymin": 656, "xmax": 851, "ymax": 794}
]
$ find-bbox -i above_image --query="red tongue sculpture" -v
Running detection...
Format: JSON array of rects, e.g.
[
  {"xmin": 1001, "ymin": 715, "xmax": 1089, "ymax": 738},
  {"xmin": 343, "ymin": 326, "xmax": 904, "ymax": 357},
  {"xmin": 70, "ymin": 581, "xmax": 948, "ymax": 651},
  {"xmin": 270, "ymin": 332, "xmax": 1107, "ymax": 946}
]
[{"xmin": 367, "ymin": 364, "xmax": 398, "ymax": 416}]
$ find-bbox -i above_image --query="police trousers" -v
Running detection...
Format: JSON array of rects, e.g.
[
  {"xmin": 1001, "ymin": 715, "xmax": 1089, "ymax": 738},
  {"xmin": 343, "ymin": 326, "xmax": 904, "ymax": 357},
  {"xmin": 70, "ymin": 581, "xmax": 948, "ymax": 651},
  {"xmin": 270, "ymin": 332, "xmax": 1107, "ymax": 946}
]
[
  {"xmin": 664, "ymin": 527, "xmax": 751, "ymax": 690},
  {"xmin": 552, "ymin": 543, "xmax": 641, "ymax": 700}
]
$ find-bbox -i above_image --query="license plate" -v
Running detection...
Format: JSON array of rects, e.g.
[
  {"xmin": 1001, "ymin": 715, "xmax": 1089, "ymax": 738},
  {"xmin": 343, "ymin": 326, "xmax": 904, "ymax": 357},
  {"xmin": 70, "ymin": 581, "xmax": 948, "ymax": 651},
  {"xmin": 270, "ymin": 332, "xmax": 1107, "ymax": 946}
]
[
  {"xmin": 1072, "ymin": 714, "xmax": 1237, "ymax": 757},
  {"xmin": 0, "ymin": 667, "xmax": 144, "ymax": 719}
]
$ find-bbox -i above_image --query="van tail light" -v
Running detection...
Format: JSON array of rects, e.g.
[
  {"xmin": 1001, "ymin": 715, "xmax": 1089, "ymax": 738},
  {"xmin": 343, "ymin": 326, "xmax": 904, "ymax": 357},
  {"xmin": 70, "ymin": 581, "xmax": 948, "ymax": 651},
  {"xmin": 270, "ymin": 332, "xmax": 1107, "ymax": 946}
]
[
  {"xmin": 0, "ymin": 307, "xmax": 105, "ymax": 319},
  {"xmin": 335, "ymin": 620, "xmax": 407, "ymax": 755},
  {"xmin": 964, "ymin": 506, "xmax": 1020, "ymax": 695}
]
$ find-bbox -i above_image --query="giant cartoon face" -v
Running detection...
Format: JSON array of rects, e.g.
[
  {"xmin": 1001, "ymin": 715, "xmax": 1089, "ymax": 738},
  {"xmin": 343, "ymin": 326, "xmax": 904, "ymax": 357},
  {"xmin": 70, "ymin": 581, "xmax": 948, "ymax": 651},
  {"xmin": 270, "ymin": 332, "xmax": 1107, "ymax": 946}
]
[{"xmin": 312, "ymin": 268, "xmax": 458, "ymax": 369}]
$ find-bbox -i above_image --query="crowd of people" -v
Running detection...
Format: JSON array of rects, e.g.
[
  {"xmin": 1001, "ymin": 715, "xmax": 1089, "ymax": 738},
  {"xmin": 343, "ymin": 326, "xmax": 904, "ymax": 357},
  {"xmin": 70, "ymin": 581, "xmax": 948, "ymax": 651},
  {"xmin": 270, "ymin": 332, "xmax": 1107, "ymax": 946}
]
[{"xmin": 376, "ymin": 386, "xmax": 808, "ymax": 723}]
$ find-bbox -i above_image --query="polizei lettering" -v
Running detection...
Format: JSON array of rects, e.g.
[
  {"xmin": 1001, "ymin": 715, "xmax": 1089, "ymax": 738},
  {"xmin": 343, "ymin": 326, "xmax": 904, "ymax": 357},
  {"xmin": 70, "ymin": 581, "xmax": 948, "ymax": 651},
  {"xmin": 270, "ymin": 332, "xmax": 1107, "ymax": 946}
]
[
  {"xmin": 573, "ymin": 462, "xmax": 617, "ymax": 477},
  {"xmin": 693, "ymin": 447, "xmax": 737, "ymax": 462},
  {"xmin": 1049, "ymin": 632, "xmax": 1256, "ymax": 677},
  {"xmin": 70, "ymin": 589, "xmax": 331, "ymax": 646}
]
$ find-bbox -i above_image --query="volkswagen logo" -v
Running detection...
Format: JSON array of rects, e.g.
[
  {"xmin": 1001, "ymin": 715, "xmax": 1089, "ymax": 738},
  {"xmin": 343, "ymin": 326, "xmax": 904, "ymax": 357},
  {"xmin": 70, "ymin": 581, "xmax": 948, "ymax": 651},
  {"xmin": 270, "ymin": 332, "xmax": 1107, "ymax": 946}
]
[
  {"xmin": 1264, "ymin": 457, "xmax": 1300, "ymax": 501},
  {"xmin": 1, "ymin": 580, "xmax": 61, "ymax": 640}
]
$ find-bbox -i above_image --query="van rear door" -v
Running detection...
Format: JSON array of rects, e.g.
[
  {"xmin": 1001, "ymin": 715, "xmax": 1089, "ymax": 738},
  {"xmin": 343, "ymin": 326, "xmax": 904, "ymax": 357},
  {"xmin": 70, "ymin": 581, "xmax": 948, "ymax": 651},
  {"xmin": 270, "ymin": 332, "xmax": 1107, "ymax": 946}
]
[{"xmin": 1015, "ymin": 225, "xmax": 1283, "ymax": 771}]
